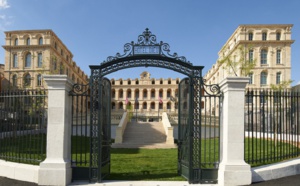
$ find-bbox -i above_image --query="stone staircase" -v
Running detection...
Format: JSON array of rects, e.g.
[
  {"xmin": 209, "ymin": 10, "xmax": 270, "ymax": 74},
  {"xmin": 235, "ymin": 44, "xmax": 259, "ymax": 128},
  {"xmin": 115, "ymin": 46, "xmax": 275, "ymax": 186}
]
[{"xmin": 112, "ymin": 121, "xmax": 177, "ymax": 149}]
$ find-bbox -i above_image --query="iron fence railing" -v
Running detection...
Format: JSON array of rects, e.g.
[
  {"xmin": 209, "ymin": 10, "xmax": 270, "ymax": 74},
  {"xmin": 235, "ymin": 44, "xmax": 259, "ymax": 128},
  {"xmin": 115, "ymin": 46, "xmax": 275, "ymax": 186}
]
[
  {"xmin": 0, "ymin": 89, "xmax": 47, "ymax": 164},
  {"xmin": 245, "ymin": 89, "xmax": 300, "ymax": 166}
]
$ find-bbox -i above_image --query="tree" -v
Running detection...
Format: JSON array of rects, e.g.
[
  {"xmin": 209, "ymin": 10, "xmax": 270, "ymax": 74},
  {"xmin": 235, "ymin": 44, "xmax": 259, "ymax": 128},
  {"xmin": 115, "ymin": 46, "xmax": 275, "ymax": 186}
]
[{"xmin": 218, "ymin": 46, "xmax": 256, "ymax": 77}]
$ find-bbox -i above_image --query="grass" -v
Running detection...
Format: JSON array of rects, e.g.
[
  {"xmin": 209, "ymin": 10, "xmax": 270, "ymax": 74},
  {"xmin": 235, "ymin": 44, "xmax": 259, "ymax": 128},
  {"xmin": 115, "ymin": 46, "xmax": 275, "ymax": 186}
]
[
  {"xmin": 108, "ymin": 148, "xmax": 185, "ymax": 181},
  {"xmin": 1, "ymin": 135, "xmax": 300, "ymax": 180}
]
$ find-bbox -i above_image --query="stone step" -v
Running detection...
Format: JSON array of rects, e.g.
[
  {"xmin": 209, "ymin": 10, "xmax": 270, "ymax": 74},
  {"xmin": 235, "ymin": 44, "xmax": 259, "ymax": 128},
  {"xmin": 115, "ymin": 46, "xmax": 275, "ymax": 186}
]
[
  {"xmin": 113, "ymin": 121, "xmax": 174, "ymax": 149},
  {"xmin": 111, "ymin": 143, "xmax": 177, "ymax": 149}
]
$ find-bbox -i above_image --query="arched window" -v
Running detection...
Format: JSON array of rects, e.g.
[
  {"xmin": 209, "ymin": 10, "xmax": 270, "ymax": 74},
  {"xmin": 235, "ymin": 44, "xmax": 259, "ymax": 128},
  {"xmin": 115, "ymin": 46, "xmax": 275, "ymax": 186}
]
[
  {"xmin": 248, "ymin": 32, "xmax": 253, "ymax": 41},
  {"xmin": 260, "ymin": 72, "xmax": 267, "ymax": 85},
  {"xmin": 127, "ymin": 89, "xmax": 132, "ymax": 99},
  {"xmin": 24, "ymin": 74, "xmax": 31, "ymax": 87},
  {"xmin": 160, "ymin": 79, "xmax": 163, "ymax": 84},
  {"xmin": 167, "ymin": 89, "xmax": 171, "ymax": 98},
  {"xmin": 143, "ymin": 102, "xmax": 147, "ymax": 109},
  {"xmin": 151, "ymin": 89, "xmax": 155, "ymax": 99},
  {"xmin": 39, "ymin": 37, "xmax": 43, "ymax": 45},
  {"xmin": 25, "ymin": 53, "xmax": 31, "ymax": 67},
  {"xmin": 120, "ymin": 80, "xmax": 123, "ymax": 85},
  {"xmin": 111, "ymin": 79, "xmax": 115, "ymax": 85},
  {"xmin": 276, "ymin": 32, "xmax": 281, "ymax": 41},
  {"xmin": 13, "ymin": 54, "xmax": 18, "ymax": 68},
  {"xmin": 262, "ymin": 32, "xmax": 267, "ymax": 41},
  {"xmin": 26, "ymin": 37, "xmax": 30, "ymax": 45},
  {"xmin": 135, "ymin": 89, "xmax": 139, "ymax": 99},
  {"xmin": 112, "ymin": 102, "xmax": 116, "ymax": 110},
  {"xmin": 136, "ymin": 80, "xmax": 139, "ymax": 85},
  {"xmin": 168, "ymin": 79, "xmax": 171, "ymax": 84},
  {"xmin": 119, "ymin": 89, "xmax": 123, "ymax": 99},
  {"xmin": 143, "ymin": 89, "xmax": 147, "ymax": 99},
  {"xmin": 128, "ymin": 79, "xmax": 131, "ymax": 85},
  {"xmin": 167, "ymin": 102, "xmax": 171, "ymax": 110},
  {"xmin": 12, "ymin": 74, "xmax": 18, "ymax": 87},
  {"xmin": 112, "ymin": 89, "xmax": 116, "ymax": 98},
  {"xmin": 152, "ymin": 79, "xmax": 155, "ymax": 84},
  {"xmin": 37, "ymin": 74, "xmax": 42, "ymax": 86},
  {"xmin": 159, "ymin": 89, "xmax": 163, "ymax": 98},
  {"xmin": 135, "ymin": 101, "xmax": 139, "ymax": 109},
  {"xmin": 14, "ymin": 38, "xmax": 18, "ymax": 46},
  {"xmin": 150, "ymin": 102, "xmax": 155, "ymax": 110},
  {"xmin": 38, "ymin": 53, "xmax": 43, "ymax": 67},
  {"xmin": 119, "ymin": 102, "xmax": 123, "ymax": 110}
]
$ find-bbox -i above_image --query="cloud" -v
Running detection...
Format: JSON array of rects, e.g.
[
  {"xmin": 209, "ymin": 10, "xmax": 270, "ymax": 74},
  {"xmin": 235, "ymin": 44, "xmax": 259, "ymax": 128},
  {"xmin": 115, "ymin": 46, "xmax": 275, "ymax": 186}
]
[
  {"xmin": 0, "ymin": 15, "xmax": 6, "ymax": 20},
  {"xmin": 0, "ymin": 0, "xmax": 10, "ymax": 9}
]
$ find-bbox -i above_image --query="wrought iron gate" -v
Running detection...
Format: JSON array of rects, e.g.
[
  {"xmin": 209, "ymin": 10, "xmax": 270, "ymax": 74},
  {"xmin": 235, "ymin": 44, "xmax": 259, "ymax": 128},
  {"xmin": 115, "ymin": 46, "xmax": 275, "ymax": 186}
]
[
  {"xmin": 70, "ymin": 78, "xmax": 111, "ymax": 182},
  {"xmin": 178, "ymin": 78, "xmax": 191, "ymax": 179},
  {"xmin": 74, "ymin": 28, "xmax": 222, "ymax": 183}
]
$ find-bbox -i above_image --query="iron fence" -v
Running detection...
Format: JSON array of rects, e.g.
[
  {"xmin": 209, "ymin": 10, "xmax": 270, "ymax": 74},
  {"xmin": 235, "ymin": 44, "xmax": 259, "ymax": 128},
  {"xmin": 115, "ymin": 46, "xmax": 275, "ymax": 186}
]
[
  {"xmin": 245, "ymin": 89, "xmax": 300, "ymax": 166},
  {"xmin": 0, "ymin": 89, "xmax": 47, "ymax": 164}
]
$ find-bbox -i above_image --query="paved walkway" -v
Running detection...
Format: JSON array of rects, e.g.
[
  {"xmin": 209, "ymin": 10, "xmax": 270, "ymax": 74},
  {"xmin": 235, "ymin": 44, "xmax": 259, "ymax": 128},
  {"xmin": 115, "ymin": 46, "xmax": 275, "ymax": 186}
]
[{"xmin": 1, "ymin": 174, "xmax": 300, "ymax": 186}]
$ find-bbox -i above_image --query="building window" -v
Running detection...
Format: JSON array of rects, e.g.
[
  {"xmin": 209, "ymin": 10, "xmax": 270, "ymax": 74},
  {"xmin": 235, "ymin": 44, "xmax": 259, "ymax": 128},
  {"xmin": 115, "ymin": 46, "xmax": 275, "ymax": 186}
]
[
  {"xmin": 262, "ymin": 32, "xmax": 267, "ymax": 41},
  {"xmin": 260, "ymin": 72, "xmax": 267, "ymax": 85},
  {"xmin": 37, "ymin": 74, "xmax": 42, "ymax": 86},
  {"xmin": 13, "ymin": 54, "xmax": 18, "ymax": 68},
  {"xmin": 160, "ymin": 79, "xmax": 163, "ymax": 84},
  {"xmin": 136, "ymin": 80, "xmax": 139, "ymax": 85},
  {"xmin": 159, "ymin": 103, "xmax": 163, "ymax": 109},
  {"xmin": 276, "ymin": 50, "xmax": 281, "ymax": 64},
  {"xmin": 248, "ymin": 32, "xmax": 253, "ymax": 41},
  {"xmin": 151, "ymin": 102, "xmax": 155, "ymax": 109},
  {"xmin": 26, "ymin": 38, "xmax": 30, "ymax": 45},
  {"xmin": 143, "ymin": 89, "xmax": 147, "ymax": 99},
  {"xmin": 119, "ymin": 89, "xmax": 123, "ymax": 99},
  {"xmin": 143, "ymin": 102, "xmax": 147, "ymax": 109},
  {"xmin": 168, "ymin": 79, "xmax": 171, "ymax": 84},
  {"xmin": 38, "ymin": 53, "xmax": 43, "ymax": 67},
  {"xmin": 14, "ymin": 38, "xmax": 18, "ymax": 46},
  {"xmin": 24, "ymin": 74, "xmax": 31, "ymax": 87},
  {"xmin": 152, "ymin": 79, "xmax": 155, "ymax": 84},
  {"xmin": 25, "ymin": 53, "xmax": 31, "ymax": 67},
  {"xmin": 128, "ymin": 80, "xmax": 131, "ymax": 85},
  {"xmin": 260, "ymin": 49, "xmax": 267, "ymax": 64},
  {"xmin": 66, "ymin": 68, "xmax": 69, "ymax": 76},
  {"xmin": 276, "ymin": 72, "xmax": 281, "ymax": 84},
  {"xmin": 248, "ymin": 50, "xmax": 253, "ymax": 62},
  {"xmin": 39, "ymin": 37, "xmax": 43, "ymax": 45},
  {"xmin": 249, "ymin": 73, "xmax": 253, "ymax": 84},
  {"xmin": 60, "ymin": 63, "xmax": 64, "ymax": 74},
  {"xmin": 12, "ymin": 74, "xmax": 18, "ymax": 87},
  {"xmin": 54, "ymin": 42, "xmax": 57, "ymax": 49},
  {"xmin": 276, "ymin": 32, "xmax": 281, "ymax": 41}
]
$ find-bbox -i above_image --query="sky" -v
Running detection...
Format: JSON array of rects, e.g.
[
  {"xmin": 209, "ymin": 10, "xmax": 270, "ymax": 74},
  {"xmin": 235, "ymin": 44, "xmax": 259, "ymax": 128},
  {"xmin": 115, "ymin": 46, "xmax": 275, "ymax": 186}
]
[{"xmin": 0, "ymin": 0, "xmax": 300, "ymax": 85}]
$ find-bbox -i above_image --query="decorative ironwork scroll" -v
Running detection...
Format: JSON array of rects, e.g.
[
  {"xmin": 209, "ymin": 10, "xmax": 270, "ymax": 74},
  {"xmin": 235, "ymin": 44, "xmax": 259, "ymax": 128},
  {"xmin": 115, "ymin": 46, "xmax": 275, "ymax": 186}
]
[{"xmin": 101, "ymin": 28, "xmax": 192, "ymax": 65}]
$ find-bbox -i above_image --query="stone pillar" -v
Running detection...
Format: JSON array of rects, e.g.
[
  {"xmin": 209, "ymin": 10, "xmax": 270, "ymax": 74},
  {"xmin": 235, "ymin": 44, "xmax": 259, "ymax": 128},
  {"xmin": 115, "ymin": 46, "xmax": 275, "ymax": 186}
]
[
  {"xmin": 218, "ymin": 77, "xmax": 251, "ymax": 186},
  {"xmin": 38, "ymin": 75, "xmax": 72, "ymax": 186}
]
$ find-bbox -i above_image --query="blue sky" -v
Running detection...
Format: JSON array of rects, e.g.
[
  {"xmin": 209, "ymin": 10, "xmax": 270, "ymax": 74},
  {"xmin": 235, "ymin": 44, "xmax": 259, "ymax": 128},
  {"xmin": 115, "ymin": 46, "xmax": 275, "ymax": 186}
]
[{"xmin": 0, "ymin": 0, "xmax": 300, "ymax": 85}]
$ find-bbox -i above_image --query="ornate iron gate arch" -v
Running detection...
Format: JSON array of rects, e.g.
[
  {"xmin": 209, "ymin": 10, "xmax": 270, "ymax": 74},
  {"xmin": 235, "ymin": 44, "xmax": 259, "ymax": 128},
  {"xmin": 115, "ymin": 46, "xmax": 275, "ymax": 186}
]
[{"xmin": 87, "ymin": 28, "xmax": 221, "ymax": 183}]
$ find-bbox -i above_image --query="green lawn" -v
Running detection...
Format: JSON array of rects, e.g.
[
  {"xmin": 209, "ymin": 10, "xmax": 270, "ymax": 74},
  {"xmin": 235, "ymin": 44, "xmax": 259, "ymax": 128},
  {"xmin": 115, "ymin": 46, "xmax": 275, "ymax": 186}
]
[
  {"xmin": 108, "ymin": 148, "xmax": 185, "ymax": 181},
  {"xmin": 1, "ymin": 135, "xmax": 300, "ymax": 181}
]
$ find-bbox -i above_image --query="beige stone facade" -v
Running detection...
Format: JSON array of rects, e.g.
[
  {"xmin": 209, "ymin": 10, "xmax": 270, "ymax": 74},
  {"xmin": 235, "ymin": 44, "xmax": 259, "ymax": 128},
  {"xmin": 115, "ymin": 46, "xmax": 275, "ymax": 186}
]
[
  {"xmin": 204, "ymin": 24, "xmax": 294, "ymax": 89},
  {"xmin": 111, "ymin": 71, "xmax": 180, "ymax": 114},
  {"xmin": 0, "ymin": 64, "xmax": 4, "ymax": 91},
  {"xmin": 2, "ymin": 30, "xmax": 88, "ymax": 90}
]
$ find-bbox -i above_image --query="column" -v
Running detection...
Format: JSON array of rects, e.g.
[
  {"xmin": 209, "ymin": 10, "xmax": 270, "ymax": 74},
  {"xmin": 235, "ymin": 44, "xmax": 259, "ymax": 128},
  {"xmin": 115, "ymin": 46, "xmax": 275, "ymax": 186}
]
[
  {"xmin": 38, "ymin": 75, "xmax": 72, "ymax": 185},
  {"xmin": 218, "ymin": 77, "xmax": 252, "ymax": 186}
]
